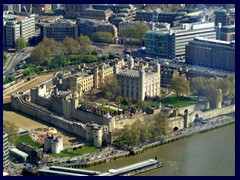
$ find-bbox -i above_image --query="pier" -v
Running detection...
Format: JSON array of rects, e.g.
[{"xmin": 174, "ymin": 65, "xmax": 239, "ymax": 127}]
[
  {"xmin": 98, "ymin": 159, "xmax": 163, "ymax": 176},
  {"xmin": 37, "ymin": 159, "xmax": 163, "ymax": 176},
  {"xmin": 38, "ymin": 166, "xmax": 100, "ymax": 176}
]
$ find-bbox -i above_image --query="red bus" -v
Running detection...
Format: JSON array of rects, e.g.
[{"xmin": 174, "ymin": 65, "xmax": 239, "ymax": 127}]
[{"xmin": 7, "ymin": 48, "xmax": 16, "ymax": 53}]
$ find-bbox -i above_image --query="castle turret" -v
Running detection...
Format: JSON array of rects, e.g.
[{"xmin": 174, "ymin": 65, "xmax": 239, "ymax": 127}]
[
  {"xmin": 127, "ymin": 55, "xmax": 134, "ymax": 70},
  {"xmin": 92, "ymin": 125, "xmax": 103, "ymax": 147},
  {"xmin": 93, "ymin": 66, "xmax": 99, "ymax": 89},
  {"xmin": 210, "ymin": 89, "xmax": 223, "ymax": 109},
  {"xmin": 85, "ymin": 123, "xmax": 93, "ymax": 142},
  {"xmin": 72, "ymin": 92, "xmax": 79, "ymax": 109},
  {"xmin": 155, "ymin": 61, "xmax": 160, "ymax": 74},
  {"xmin": 139, "ymin": 64, "xmax": 145, "ymax": 100},
  {"xmin": 114, "ymin": 63, "xmax": 119, "ymax": 75},
  {"xmin": 183, "ymin": 109, "xmax": 189, "ymax": 128},
  {"xmin": 62, "ymin": 98, "xmax": 72, "ymax": 119},
  {"xmin": 44, "ymin": 137, "xmax": 53, "ymax": 152},
  {"xmin": 155, "ymin": 61, "xmax": 161, "ymax": 97},
  {"xmin": 30, "ymin": 87, "xmax": 38, "ymax": 104},
  {"xmin": 51, "ymin": 136, "xmax": 63, "ymax": 154}
]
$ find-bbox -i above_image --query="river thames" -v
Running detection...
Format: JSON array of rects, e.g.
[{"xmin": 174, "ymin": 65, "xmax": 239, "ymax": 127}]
[{"xmin": 86, "ymin": 124, "xmax": 235, "ymax": 176}]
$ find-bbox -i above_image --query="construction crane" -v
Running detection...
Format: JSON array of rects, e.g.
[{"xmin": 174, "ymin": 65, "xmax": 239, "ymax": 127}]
[{"xmin": 23, "ymin": 5, "xmax": 30, "ymax": 18}]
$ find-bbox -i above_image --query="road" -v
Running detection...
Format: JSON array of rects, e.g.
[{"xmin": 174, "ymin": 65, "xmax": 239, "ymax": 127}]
[
  {"xmin": 3, "ymin": 47, "xmax": 34, "ymax": 78},
  {"xmin": 131, "ymin": 50, "xmax": 234, "ymax": 78}
]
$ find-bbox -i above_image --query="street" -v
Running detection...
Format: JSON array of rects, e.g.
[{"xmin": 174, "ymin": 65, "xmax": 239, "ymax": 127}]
[{"xmin": 3, "ymin": 47, "xmax": 34, "ymax": 78}]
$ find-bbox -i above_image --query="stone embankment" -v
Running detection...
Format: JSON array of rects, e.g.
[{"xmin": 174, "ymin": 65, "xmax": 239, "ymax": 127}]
[
  {"xmin": 130, "ymin": 115, "xmax": 235, "ymax": 155},
  {"xmin": 48, "ymin": 146, "xmax": 130, "ymax": 168},
  {"xmin": 51, "ymin": 114, "xmax": 234, "ymax": 168}
]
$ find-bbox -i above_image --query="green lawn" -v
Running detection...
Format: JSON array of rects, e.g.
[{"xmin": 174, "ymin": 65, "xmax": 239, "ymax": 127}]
[
  {"xmin": 119, "ymin": 94, "xmax": 197, "ymax": 109},
  {"xmin": 161, "ymin": 94, "xmax": 198, "ymax": 108},
  {"xmin": 68, "ymin": 55, "xmax": 97, "ymax": 63},
  {"xmin": 16, "ymin": 134, "xmax": 42, "ymax": 148},
  {"xmin": 101, "ymin": 106, "xmax": 116, "ymax": 113},
  {"xmin": 79, "ymin": 99, "xmax": 85, "ymax": 105},
  {"xmin": 48, "ymin": 147, "xmax": 99, "ymax": 158}
]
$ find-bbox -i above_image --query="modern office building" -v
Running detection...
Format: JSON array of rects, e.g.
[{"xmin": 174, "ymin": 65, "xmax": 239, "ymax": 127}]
[
  {"xmin": 3, "ymin": 4, "xmax": 21, "ymax": 12},
  {"xmin": 17, "ymin": 14, "xmax": 35, "ymax": 40},
  {"xmin": 3, "ymin": 13, "xmax": 35, "ymax": 48},
  {"xmin": 185, "ymin": 37, "xmax": 235, "ymax": 72},
  {"xmin": 3, "ymin": 20, "xmax": 21, "ymax": 48},
  {"xmin": 92, "ymin": 4, "xmax": 136, "ymax": 14},
  {"xmin": 52, "ymin": 4, "xmax": 62, "ymax": 10},
  {"xmin": 92, "ymin": 4, "xmax": 137, "ymax": 26},
  {"xmin": 64, "ymin": 4, "xmax": 90, "ymax": 12},
  {"xmin": 64, "ymin": 4, "xmax": 90, "ymax": 19},
  {"xmin": 3, "ymin": 133, "xmax": 9, "ymax": 168},
  {"xmin": 136, "ymin": 8, "xmax": 215, "ymax": 27},
  {"xmin": 41, "ymin": 19, "xmax": 78, "ymax": 42},
  {"xmin": 216, "ymin": 25, "xmax": 235, "ymax": 41},
  {"xmin": 136, "ymin": 9, "xmax": 176, "ymax": 24},
  {"xmin": 214, "ymin": 9, "xmax": 235, "ymax": 26},
  {"xmin": 32, "ymin": 4, "xmax": 52, "ymax": 14},
  {"xmin": 79, "ymin": 8, "xmax": 113, "ymax": 22},
  {"xmin": 117, "ymin": 56, "xmax": 161, "ymax": 101},
  {"xmin": 77, "ymin": 18, "xmax": 118, "ymax": 39},
  {"xmin": 145, "ymin": 22, "xmax": 216, "ymax": 59}
]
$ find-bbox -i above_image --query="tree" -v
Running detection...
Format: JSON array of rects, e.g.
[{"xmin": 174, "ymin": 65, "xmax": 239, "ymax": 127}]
[
  {"xmin": 122, "ymin": 23, "xmax": 149, "ymax": 44},
  {"xmin": 140, "ymin": 124, "xmax": 151, "ymax": 142},
  {"xmin": 92, "ymin": 31, "xmax": 114, "ymax": 43},
  {"xmin": 226, "ymin": 75, "xmax": 235, "ymax": 99},
  {"xmin": 30, "ymin": 43, "xmax": 51, "ymax": 65},
  {"xmin": 41, "ymin": 38, "xmax": 58, "ymax": 54},
  {"xmin": 170, "ymin": 75, "xmax": 190, "ymax": 101},
  {"xmin": 3, "ymin": 121, "xmax": 19, "ymax": 144},
  {"xmin": 136, "ymin": 99, "xmax": 148, "ymax": 110},
  {"xmin": 153, "ymin": 112, "xmax": 169, "ymax": 136},
  {"xmin": 113, "ymin": 112, "xmax": 169, "ymax": 146},
  {"xmin": 217, "ymin": 76, "xmax": 235, "ymax": 100},
  {"xmin": 101, "ymin": 76, "xmax": 120, "ymax": 99},
  {"xmin": 190, "ymin": 77, "xmax": 205, "ymax": 97},
  {"xmin": 203, "ymin": 84, "xmax": 223, "ymax": 109},
  {"xmin": 191, "ymin": 76, "xmax": 235, "ymax": 107},
  {"xmin": 15, "ymin": 36, "xmax": 27, "ymax": 50},
  {"xmin": 78, "ymin": 35, "xmax": 93, "ymax": 54},
  {"xmin": 62, "ymin": 37, "xmax": 79, "ymax": 54},
  {"xmin": 115, "ymin": 96, "xmax": 123, "ymax": 111}
]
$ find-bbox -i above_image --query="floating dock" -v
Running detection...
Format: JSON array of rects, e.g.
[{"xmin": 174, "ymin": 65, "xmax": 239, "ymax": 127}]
[{"xmin": 98, "ymin": 159, "xmax": 163, "ymax": 176}]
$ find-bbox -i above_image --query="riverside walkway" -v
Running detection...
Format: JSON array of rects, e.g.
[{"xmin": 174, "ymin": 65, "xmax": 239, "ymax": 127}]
[{"xmin": 48, "ymin": 114, "xmax": 235, "ymax": 167}]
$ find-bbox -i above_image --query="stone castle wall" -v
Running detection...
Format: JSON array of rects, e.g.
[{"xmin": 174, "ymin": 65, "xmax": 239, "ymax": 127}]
[
  {"xmin": 188, "ymin": 105, "xmax": 235, "ymax": 123},
  {"xmin": 72, "ymin": 109, "xmax": 115, "ymax": 132},
  {"xmin": 11, "ymin": 94, "xmax": 86, "ymax": 138}
]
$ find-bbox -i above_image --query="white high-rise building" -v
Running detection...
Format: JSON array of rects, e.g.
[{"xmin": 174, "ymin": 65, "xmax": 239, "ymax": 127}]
[{"xmin": 3, "ymin": 14, "xmax": 35, "ymax": 48}]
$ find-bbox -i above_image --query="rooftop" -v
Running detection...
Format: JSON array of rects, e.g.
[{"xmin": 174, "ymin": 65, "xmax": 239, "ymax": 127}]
[
  {"xmin": 119, "ymin": 69, "xmax": 139, "ymax": 77},
  {"xmin": 10, "ymin": 148, "xmax": 28, "ymax": 158},
  {"xmin": 194, "ymin": 37, "xmax": 232, "ymax": 45}
]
